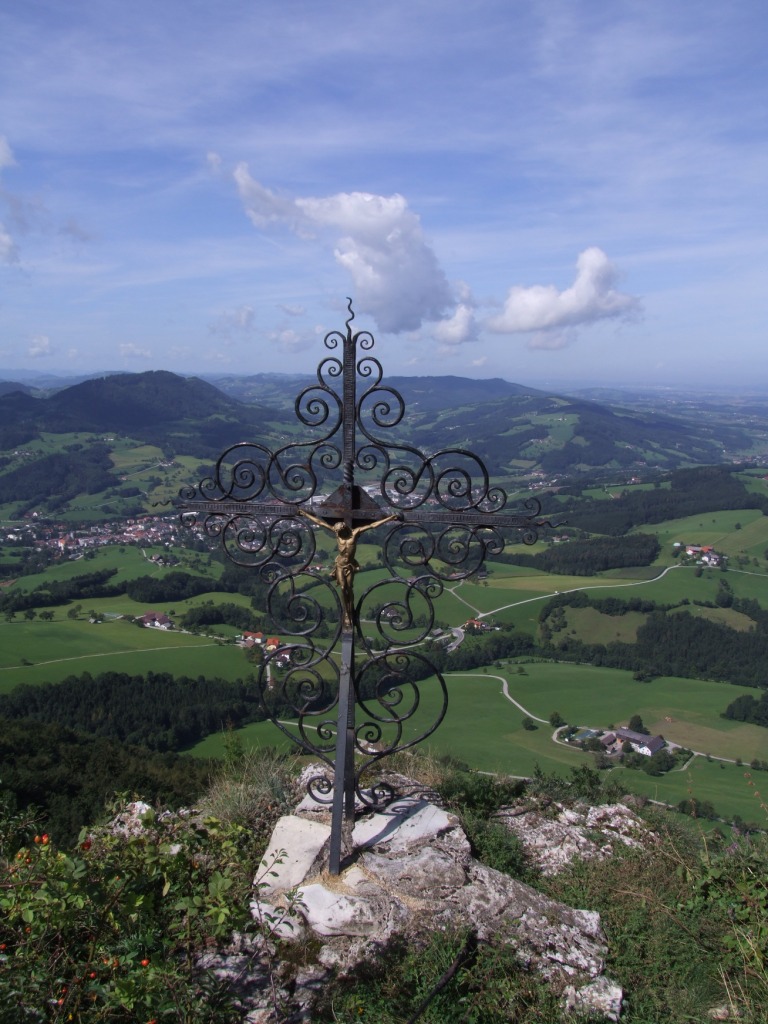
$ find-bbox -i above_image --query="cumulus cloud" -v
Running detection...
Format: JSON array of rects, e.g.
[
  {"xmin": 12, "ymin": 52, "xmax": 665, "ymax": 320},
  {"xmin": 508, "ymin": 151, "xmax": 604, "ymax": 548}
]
[
  {"xmin": 269, "ymin": 327, "xmax": 313, "ymax": 353},
  {"xmin": 234, "ymin": 167, "xmax": 454, "ymax": 334},
  {"xmin": 432, "ymin": 303, "xmax": 478, "ymax": 346},
  {"xmin": 487, "ymin": 247, "xmax": 641, "ymax": 335},
  {"xmin": 526, "ymin": 330, "xmax": 571, "ymax": 351},
  {"xmin": 233, "ymin": 171, "xmax": 640, "ymax": 356},
  {"xmin": 0, "ymin": 225, "xmax": 16, "ymax": 264},
  {"xmin": 28, "ymin": 334, "xmax": 54, "ymax": 358}
]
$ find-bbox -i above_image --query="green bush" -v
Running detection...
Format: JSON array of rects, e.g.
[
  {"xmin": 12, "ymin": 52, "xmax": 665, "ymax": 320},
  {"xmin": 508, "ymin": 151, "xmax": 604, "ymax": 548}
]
[{"xmin": 0, "ymin": 803, "xmax": 261, "ymax": 1022}]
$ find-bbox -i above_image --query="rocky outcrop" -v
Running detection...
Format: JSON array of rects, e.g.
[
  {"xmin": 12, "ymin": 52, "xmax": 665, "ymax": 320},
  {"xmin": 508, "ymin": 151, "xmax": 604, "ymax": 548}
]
[
  {"xmin": 251, "ymin": 783, "xmax": 623, "ymax": 1021},
  {"xmin": 495, "ymin": 799, "xmax": 653, "ymax": 876}
]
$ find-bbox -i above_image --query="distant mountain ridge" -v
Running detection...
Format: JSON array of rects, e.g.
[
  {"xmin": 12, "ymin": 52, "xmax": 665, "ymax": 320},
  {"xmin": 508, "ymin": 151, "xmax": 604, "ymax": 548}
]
[{"xmin": 0, "ymin": 369, "xmax": 763, "ymax": 479}]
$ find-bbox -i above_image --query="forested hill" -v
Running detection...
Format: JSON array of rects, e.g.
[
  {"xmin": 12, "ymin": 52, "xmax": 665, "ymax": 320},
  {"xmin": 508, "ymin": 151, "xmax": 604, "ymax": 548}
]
[
  {"xmin": 209, "ymin": 371, "xmax": 758, "ymax": 473},
  {"xmin": 558, "ymin": 464, "xmax": 768, "ymax": 534},
  {"xmin": 0, "ymin": 369, "xmax": 762, "ymax": 477},
  {"xmin": 0, "ymin": 370, "xmax": 280, "ymax": 457}
]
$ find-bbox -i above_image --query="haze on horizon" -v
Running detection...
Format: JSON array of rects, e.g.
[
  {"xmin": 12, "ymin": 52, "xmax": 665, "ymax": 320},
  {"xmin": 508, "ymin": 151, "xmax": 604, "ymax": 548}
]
[{"xmin": 0, "ymin": 1, "xmax": 766, "ymax": 390}]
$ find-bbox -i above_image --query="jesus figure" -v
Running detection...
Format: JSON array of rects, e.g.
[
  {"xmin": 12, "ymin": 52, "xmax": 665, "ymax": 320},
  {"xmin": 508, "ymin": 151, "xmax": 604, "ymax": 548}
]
[{"xmin": 298, "ymin": 508, "xmax": 400, "ymax": 626}]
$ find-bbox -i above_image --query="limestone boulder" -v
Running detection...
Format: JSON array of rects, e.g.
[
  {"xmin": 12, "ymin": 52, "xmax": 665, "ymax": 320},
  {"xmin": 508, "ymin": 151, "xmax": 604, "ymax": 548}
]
[
  {"xmin": 251, "ymin": 788, "xmax": 623, "ymax": 1020},
  {"xmin": 496, "ymin": 799, "xmax": 652, "ymax": 876}
]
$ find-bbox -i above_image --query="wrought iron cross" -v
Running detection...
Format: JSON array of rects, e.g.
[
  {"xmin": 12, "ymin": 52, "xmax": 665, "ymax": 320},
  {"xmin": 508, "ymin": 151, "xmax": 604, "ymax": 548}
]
[{"xmin": 178, "ymin": 301, "xmax": 552, "ymax": 873}]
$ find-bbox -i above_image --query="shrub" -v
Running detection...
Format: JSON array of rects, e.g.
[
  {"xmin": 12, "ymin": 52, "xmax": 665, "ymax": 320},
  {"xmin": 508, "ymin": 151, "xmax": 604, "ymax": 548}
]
[{"xmin": 0, "ymin": 803, "xmax": 261, "ymax": 1022}]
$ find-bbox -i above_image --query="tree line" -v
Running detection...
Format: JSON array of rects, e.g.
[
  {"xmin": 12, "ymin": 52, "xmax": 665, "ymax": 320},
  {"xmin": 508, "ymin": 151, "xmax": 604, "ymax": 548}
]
[
  {"xmin": 723, "ymin": 690, "xmax": 768, "ymax": 728},
  {"xmin": 556, "ymin": 465, "xmax": 768, "ymax": 536},
  {"xmin": 0, "ymin": 444, "xmax": 114, "ymax": 510},
  {"xmin": 501, "ymin": 532, "xmax": 660, "ymax": 575},
  {"xmin": 0, "ymin": 717, "xmax": 211, "ymax": 845},
  {"xmin": 0, "ymin": 671, "xmax": 265, "ymax": 752},
  {"xmin": 538, "ymin": 591, "xmax": 768, "ymax": 689},
  {"xmin": 0, "ymin": 568, "xmax": 123, "ymax": 617}
]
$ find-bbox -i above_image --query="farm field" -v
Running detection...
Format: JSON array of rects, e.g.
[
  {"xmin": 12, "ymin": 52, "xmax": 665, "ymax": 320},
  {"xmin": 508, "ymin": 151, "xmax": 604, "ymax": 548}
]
[
  {"xmin": 6, "ymin": 543, "xmax": 223, "ymax": 590},
  {"xmin": 187, "ymin": 663, "xmax": 768, "ymax": 821},
  {"xmin": 610, "ymin": 758, "xmax": 767, "ymax": 827},
  {"xmin": 634, "ymin": 508, "xmax": 768, "ymax": 567},
  {"xmin": 0, "ymin": 617, "xmax": 250, "ymax": 691},
  {"xmin": 3, "ymin": 506, "xmax": 768, "ymax": 826}
]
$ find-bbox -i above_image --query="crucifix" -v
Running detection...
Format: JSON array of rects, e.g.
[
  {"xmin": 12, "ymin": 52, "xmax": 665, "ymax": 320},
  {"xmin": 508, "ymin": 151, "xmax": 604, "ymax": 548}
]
[{"xmin": 178, "ymin": 300, "xmax": 552, "ymax": 874}]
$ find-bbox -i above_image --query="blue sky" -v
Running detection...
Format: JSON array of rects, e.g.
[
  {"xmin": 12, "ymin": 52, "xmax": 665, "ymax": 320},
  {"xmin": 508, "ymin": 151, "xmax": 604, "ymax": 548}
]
[{"xmin": 0, "ymin": 0, "xmax": 766, "ymax": 388}]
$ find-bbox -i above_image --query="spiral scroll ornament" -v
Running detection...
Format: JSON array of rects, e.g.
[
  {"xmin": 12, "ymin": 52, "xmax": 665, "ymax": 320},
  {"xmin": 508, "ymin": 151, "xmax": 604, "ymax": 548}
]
[{"xmin": 177, "ymin": 299, "xmax": 555, "ymax": 873}]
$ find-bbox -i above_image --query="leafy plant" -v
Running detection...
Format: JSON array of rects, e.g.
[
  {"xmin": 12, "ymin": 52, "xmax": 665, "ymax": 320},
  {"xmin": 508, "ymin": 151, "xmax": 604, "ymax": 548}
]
[{"xmin": 0, "ymin": 802, "xmax": 262, "ymax": 1022}]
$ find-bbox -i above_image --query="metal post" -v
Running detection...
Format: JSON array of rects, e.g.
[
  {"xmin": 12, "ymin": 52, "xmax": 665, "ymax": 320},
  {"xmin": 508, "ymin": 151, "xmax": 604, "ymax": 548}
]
[{"xmin": 329, "ymin": 628, "xmax": 355, "ymax": 874}]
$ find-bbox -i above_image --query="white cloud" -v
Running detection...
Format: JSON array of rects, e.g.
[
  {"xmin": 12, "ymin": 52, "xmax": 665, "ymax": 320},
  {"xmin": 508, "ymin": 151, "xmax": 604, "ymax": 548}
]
[
  {"xmin": 209, "ymin": 304, "xmax": 255, "ymax": 336},
  {"xmin": 234, "ymin": 169, "xmax": 304, "ymax": 232},
  {"xmin": 119, "ymin": 343, "xmax": 151, "ymax": 359},
  {"xmin": 0, "ymin": 136, "xmax": 18, "ymax": 264},
  {"xmin": 527, "ymin": 330, "xmax": 572, "ymax": 351},
  {"xmin": 0, "ymin": 136, "xmax": 14, "ymax": 171},
  {"xmin": 28, "ymin": 334, "xmax": 54, "ymax": 358},
  {"xmin": 234, "ymin": 167, "xmax": 454, "ymax": 333},
  {"xmin": 432, "ymin": 303, "xmax": 477, "ymax": 346},
  {"xmin": 0, "ymin": 224, "xmax": 17, "ymax": 264},
  {"xmin": 487, "ymin": 247, "xmax": 641, "ymax": 335},
  {"xmin": 280, "ymin": 303, "xmax": 306, "ymax": 317},
  {"xmin": 233, "ymin": 171, "xmax": 642, "ymax": 359},
  {"xmin": 269, "ymin": 327, "xmax": 313, "ymax": 353}
]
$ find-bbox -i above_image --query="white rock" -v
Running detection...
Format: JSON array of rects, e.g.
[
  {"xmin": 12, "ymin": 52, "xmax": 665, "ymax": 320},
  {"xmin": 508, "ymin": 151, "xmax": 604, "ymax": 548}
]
[
  {"xmin": 352, "ymin": 796, "xmax": 454, "ymax": 852},
  {"xmin": 298, "ymin": 883, "xmax": 382, "ymax": 937},
  {"xmin": 563, "ymin": 976, "xmax": 624, "ymax": 1021},
  {"xmin": 497, "ymin": 800, "xmax": 652, "ymax": 876},
  {"xmin": 256, "ymin": 815, "xmax": 330, "ymax": 895},
  {"xmin": 361, "ymin": 844, "xmax": 467, "ymax": 897},
  {"xmin": 244, "ymin": 782, "xmax": 624, "ymax": 1020}
]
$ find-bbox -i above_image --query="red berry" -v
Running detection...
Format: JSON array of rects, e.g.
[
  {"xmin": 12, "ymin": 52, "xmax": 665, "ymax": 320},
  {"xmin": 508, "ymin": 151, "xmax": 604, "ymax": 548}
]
[
  {"xmin": 41, "ymin": 834, "xmax": 49, "ymax": 845},
  {"xmin": 34, "ymin": 835, "xmax": 41, "ymax": 844},
  {"xmin": 141, "ymin": 958, "xmax": 150, "ymax": 967}
]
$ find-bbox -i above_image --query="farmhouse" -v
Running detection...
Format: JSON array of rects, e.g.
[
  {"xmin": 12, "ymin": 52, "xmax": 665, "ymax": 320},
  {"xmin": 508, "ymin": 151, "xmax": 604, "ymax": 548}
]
[
  {"xmin": 683, "ymin": 544, "xmax": 724, "ymax": 566},
  {"xmin": 241, "ymin": 630, "xmax": 265, "ymax": 647},
  {"xmin": 463, "ymin": 618, "xmax": 491, "ymax": 632},
  {"xmin": 139, "ymin": 611, "xmax": 173, "ymax": 629},
  {"xmin": 603, "ymin": 729, "xmax": 666, "ymax": 757}
]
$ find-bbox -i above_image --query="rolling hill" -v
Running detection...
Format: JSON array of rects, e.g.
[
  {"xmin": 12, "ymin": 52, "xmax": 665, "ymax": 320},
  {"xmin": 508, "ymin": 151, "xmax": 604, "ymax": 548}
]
[{"xmin": 0, "ymin": 370, "xmax": 766, "ymax": 524}]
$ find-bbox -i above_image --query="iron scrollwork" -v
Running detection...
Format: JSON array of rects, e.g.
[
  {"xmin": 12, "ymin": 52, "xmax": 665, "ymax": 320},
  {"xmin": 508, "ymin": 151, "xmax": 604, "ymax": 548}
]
[{"xmin": 178, "ymin": 299, "xmax": 553, "ymax": 849}]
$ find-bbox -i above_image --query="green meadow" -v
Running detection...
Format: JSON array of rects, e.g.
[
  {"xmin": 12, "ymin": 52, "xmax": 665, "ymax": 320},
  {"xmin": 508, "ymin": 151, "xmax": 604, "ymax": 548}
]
[
  {"xmin": 0, "ymin": 616, "xmax": 249, "ymax": 692},
  {"xmin": 609, "ymin": 758, "xmax": 768, "ymax": 826},
  {"xmin": 634, "ymin": 508, "xmax": 768, "ymax": 567},
  {"xmin": 187, "ymin": 662, "xmax": 768, "ymax": 821},
  {"xmin": 4, "ymin": 508, "xmax": 768, "ymax": 823}
]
